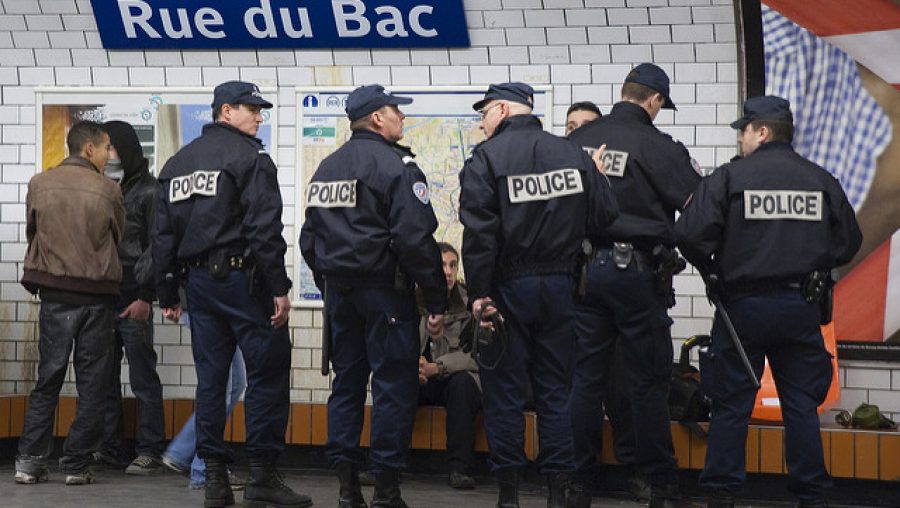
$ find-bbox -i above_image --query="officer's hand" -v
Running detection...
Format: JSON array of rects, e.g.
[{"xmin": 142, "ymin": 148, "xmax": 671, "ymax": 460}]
[
  {"xmin": 592, "ymin": 144, "xmax": 608, "ymax": 174},
  {"xmin": 162, "ymin": 304, "xmax": 182, "ymax": 323},
  {"xmin": 119, "ymin": 299, "xmax": 151, "ymax": 321},
  {"xmin": 472, "ymin": 297, "xmax": 501, "ymax": 331},
  {"xmin": 271, "ymin": 295, "xmax": 290, "ymax": 328},
  {"xmin": 426, "ymin": 314, "xmax": 445, "ymax": 337}
]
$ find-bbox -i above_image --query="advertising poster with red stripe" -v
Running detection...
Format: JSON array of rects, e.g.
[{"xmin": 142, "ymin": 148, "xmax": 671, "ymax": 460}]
[{"xmin": 759, "ymin": 0, "xmax": 900, "ymax": 359}]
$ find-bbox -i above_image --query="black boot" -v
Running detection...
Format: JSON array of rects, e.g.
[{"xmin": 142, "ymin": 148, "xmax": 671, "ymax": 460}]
[
  {"xmin": 649, "ymin": 482, "xmax": 689, "ymax": 508},
  {"xmin": 707, "ymin": 489, "xmax": 734, "ymax": 508},
  {"xmin": 547, "ymin": 473, "xmax": 568, "ymax": 508},
  {"xmin": 336, "ymin": 462, "xmax": 368, "ymax": 508},
  {"xmin": 371, "ymin": 470, "xmax": 409, "ymax": 508},
  {"xmin": 244, "ymin": 458, "xmax": 313, "ymax": 508},
  {"xmin": 567, "ymin": 472, "xmax": 591, "ymax": 508},
  {"xmin": 204, "ymin": 459, "xmax": 235, "ymax": 508},
  {"xmin": 496, "ymin": 469, "xmax": 520, "ymax": 508}
]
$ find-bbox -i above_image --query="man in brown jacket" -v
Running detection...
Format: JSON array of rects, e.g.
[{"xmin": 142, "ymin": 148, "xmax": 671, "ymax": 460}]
[{"xmin": 15, "ymin": 120, "xmax": 126, "ymax": 486}]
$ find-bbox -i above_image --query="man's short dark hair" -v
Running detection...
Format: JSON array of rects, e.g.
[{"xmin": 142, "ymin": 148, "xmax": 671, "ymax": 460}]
[
  {"xmin": 566, "ymin": 101, "xmax": 601, "ymax": 118},
  {"xmin": 749, "ymin": 120, "xmax": 794, "ymax": 144},
  {"xmin": 621, "ymin": 82, "xmax": 657, "ymax": 104},
  {"xmin": 66, "ymin": 121, "xmax": 107, "ymax": 155},
  {"xmin": 437, "ymin": 242, "xmax": 459, "ymax": 259}
]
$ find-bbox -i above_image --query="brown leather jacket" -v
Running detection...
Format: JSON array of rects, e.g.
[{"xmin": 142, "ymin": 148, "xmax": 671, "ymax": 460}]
[{"xmin": 22, "ymin": 156, "xmax": 126, "ymax": 296}]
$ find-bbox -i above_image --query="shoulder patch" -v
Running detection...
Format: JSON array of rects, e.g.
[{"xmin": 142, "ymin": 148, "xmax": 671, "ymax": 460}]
[
  {"xmin": 170, "ymin": 170, "xmax": 220, "ymax": 203},
  {"xmin": 412, "ymin": 181, "xmax": 430, "ymax": 204},
  {"xmin": 402, "ymin": 155, "xmax": 416, "ymax": 166}
]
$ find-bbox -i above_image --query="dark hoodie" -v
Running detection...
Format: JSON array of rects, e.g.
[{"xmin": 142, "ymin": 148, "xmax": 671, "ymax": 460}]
[{"xmin": 103, "ymin": 120, "xmax": 157, "ymax": 305}]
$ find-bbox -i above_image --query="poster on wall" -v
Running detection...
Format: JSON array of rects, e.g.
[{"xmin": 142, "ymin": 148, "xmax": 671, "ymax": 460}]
[
  {"xmin": 747, "ymin": 3, "xmax": 900, "ymax": 360},
  {"xmin": 37, "ymin": 87, "xmax": 277, "ymax": 175},
  {"xmin": 293, "ymin": 86, "xmax": 553, "ymax": 307}
]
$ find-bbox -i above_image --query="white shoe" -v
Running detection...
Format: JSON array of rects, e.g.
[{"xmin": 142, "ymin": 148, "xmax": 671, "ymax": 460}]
[
  {"xmin": 65, "ymin": 470, "xmax": 95, "ymax": 486},
  {"xmin": 15, "ymin": 469, "xmax": 48, "ymax": 484}
]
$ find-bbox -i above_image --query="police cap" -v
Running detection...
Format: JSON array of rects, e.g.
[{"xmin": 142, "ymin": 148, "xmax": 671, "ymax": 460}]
[
  {"xmin": 212, "ymin": 80, "xmax": 273, "ymax": 109},
  {"xmin": 345, "ymin": 84, "xmax": 413, "ymax": 121},
  {"xmin": 473, "ymin": 82, "xmax": 535, "ymax": 112},
  {"xmin": 730, "ymin": 95, "xmax": 793, "ymax": 130},
  {"xmin": 624, "ymin": 63, "xmax": 676, "ymax": 110}
]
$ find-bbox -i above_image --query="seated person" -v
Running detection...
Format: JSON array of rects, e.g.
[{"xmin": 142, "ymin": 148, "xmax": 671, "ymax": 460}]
[
  {"xmin": 417, "ymin": 242, "xmax": 481, "ymax": 490},
  {"xmin": 565, "ymin": 101, "xmax": 602, "ymax": 135}
]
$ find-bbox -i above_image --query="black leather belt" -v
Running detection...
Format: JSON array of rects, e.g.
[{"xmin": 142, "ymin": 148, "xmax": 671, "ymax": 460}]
[{"xmin": 188, "ymin": 255, "xmax": 247, "ymax": 270}]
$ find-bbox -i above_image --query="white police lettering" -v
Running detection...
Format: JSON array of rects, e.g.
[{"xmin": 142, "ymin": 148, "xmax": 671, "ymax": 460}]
[
  {"xmin": 744, "ymin": 190, "xmax": 823, "ymax": 221},
  {"xmin": 307, "ymin": 179, "xmax": 357, "ymax": 208},
  {"xmin": 169, "ymin": 170, "xmax": 220, "ymax": 203},
  {"xmin": 600, "ymin": 149, "xmax": 628, "ymax": 178},
  {"xmin": 508, "ymin": 168, "xmax": 583, "ymax": 204}
]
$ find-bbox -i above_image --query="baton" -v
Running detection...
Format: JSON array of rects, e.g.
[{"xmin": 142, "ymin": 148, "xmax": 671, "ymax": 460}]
[
  {"xmin": 320, "ymin": 281, "xmax": 331, "ymax": 376},
  {"xmin": 703, "ymin": 273, "xmax": 760, "ymax": 388}
]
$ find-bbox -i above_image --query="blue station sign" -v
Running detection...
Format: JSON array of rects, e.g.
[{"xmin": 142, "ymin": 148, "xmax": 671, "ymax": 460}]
[{"xmin": 90, "ymin": 0, "xmax": 470, "ymax": 49}]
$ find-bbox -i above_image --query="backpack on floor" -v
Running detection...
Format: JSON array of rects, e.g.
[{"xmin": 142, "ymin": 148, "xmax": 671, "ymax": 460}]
[{"xmin": 669, "ymin": 334, "xmax": 712, "ymax": 437}]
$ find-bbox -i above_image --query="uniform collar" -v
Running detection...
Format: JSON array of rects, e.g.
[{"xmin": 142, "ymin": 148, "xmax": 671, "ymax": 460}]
[
  {"xmin": 493, "ymin": 114, "xmax": 543, "ymax": 137},
  {"xmin": 609, "ymin": 101, "xmax": 653, "ymax": 125},
  {"xmin": 205, "ymin": 122, "xmax": 264, "ymax": 146},
  {"xmin": 351, "ymin": 129, "xmax": 415, "ymax": 156},
  {"xmin": 754, "ymin": 141, "xmax": 794, "ymax": 154}
]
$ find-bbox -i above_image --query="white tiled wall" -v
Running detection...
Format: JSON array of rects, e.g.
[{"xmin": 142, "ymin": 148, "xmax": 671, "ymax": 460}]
[{"xmin": 1, "ymin": 0, "xmax": 898, "ymax": 419}]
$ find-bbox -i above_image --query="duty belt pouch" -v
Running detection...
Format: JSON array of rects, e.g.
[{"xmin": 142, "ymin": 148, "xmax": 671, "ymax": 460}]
[
  {"xmin": 612, "ymin": 242, "xmax": 633, "ymax": 270},
  {"xmin": 207, "ymin": 250, "xmax": 229, "ymax": 279}
]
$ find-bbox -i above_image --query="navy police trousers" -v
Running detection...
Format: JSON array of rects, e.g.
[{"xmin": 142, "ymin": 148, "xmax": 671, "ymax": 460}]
[
  {"xmin": 700, "ymin": 289, "xmax": 832, "ymax": 502},
  {"xmin": 325, "ymin": 285, "xmax": 419, "ymax": 472},
  {"xmin": 570, "ymin": 249, "xmax": 678, "ymax": 487},
  {"xmin": 481, "ymin": 273, "xmax": 576, "ymax": 474},
  {"xmin": 187, "ymin": 268, "xmax": 292, "ymax": 462}
]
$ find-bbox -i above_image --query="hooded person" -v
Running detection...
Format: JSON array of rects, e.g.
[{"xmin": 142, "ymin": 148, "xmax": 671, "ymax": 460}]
[{"xmin": 95, "ymin": 120, "xmax": 167, "ymax": 475}]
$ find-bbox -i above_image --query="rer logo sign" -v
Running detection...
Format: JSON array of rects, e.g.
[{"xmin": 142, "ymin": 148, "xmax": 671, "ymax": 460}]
[{"xmin": 90, "ymin": 0, "xmax": 470, "ymax": 49}]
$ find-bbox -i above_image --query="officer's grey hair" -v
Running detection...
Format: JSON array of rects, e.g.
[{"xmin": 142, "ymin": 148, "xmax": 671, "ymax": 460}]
[{"xmin": 504, "ymin": 101, "xmax": 533, "ymax": 116}]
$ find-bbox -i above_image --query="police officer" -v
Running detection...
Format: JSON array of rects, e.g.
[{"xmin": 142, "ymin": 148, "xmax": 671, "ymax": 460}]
[
  {"xmin": 567, "ymin": 63, "xmax": 701, "ymax": 508},
  {"xmin": 675, "ymin": 96, "xmax": 862, "ymax": 508},
  {"xmin": 152, "ymin": 81, "xmax": 311, "ymax": 508},
  {"xmin": 299, "ymin": 84, "xmax": 448, "ymax": 508},
  {"xmin": 459, "ymin": 82, "xmax": 618, "ymax": 508}
]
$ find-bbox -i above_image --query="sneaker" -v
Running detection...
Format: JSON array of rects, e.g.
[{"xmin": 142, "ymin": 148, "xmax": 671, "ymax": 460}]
[
  {"xmin": 448, "ymin": 470, "xmax": 476, "ymax": 490},
  {"xmin": 160, "ymin": 455, "xmax": 189, "ymax": 476},
  {"xmin": 65, "ymin": 470, "xmax": 95, "ymax": 486},
  {"xmin": 15, "ymin": 469, "xmax": 49, "ymax": 485},
  {"xmin": 125, "ymin": 455, "xmax": 163, "ymax": 476}
]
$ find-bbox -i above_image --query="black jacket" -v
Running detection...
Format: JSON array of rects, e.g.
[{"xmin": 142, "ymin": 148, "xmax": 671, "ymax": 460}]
[
  {"xmin": 152, "ymin": 122, "xmax": 290, "ymax": 307},
  {"xmin": 459, "ymin": 115, "xmax": 619, "ymax": 301},
  {"xmin": 299, "ymin": 129, "xmax": 448, "ymax": 314},
  {"xmin": 675, "ymin": 142, "xmax": 862, "ymax": 285},
  {"xmin": 104, "ymin": 120, "xmax": 156, "ymax": 305},
  {"xmin": 568, "ymin": 102, "xmax": 701, "ymax": 249}
]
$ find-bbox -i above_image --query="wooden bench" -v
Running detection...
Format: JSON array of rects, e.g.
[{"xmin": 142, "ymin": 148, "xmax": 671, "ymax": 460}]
[{"xmin": 1, "ymin": 396, "xmax": 898, "ymax": 481}]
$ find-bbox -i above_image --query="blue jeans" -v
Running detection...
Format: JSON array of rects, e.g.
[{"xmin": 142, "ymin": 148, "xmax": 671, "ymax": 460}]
[
  {"xmin": 164, "ymin": 315, "xmax": 247, "ymax": 487},
  {"xmin": 16, "ymin": 302, "xmax": 116, "ymax": 474},
  {"xmin": 101, "ymin": 309, "xmax": 165, "ymax": 459}
]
